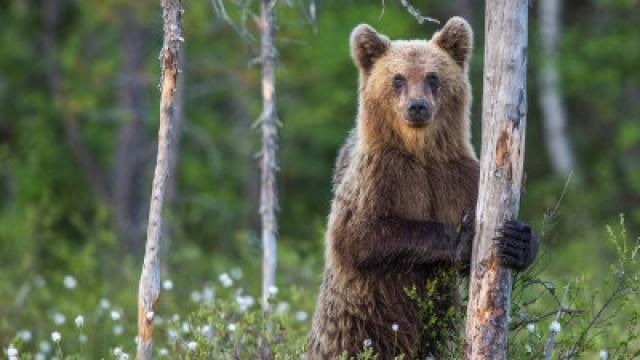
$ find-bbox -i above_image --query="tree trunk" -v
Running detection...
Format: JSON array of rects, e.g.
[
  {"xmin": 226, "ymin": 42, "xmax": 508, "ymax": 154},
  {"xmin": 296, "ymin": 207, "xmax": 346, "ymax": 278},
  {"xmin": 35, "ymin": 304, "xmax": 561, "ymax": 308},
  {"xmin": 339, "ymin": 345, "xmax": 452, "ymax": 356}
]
[
  {"xmin": 114, "ymin": 9, "xmax": 150, "ymax": 254},
  {"xmin": 538, "ymin": 0, "xmax": 575, "ymax": 176},
  {"xmin": 136, "ymin": 1, "xmax": 182, "ymax": 358},
  {"xmin": 258, "ymin": 0, "xmax": 279, "ymax": 310},
  {"xmin": 463, "ymin": 1, "xmax": 528, "ymax": 359}
]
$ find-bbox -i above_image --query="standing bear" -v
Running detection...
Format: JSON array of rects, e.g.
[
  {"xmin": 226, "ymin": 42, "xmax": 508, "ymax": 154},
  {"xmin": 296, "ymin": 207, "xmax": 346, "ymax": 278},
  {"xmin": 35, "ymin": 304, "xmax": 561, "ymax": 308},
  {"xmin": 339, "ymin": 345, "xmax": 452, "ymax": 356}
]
[{"xmin": 307, "ymin": 17, "xmax": 539, "ymax": 359}]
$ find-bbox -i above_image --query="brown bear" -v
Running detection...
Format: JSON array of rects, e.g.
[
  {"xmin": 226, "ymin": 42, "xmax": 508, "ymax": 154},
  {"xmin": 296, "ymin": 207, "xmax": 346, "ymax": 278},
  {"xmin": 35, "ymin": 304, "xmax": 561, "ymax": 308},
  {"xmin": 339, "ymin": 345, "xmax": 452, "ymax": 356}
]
[{"xmin": 307, "ymin": 17, "xmax": 539, "ymax": 359}]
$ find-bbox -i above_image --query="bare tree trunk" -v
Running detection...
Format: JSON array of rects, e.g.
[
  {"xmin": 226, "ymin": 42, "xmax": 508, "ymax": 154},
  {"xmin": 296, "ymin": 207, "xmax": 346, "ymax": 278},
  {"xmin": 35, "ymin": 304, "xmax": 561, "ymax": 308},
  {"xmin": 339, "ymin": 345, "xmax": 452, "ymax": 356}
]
[
  {"xmin": 463, "ymin": 1, "xmax": 528, "ymax": 359},
  {"xmin": 114, "ymin": 9, "xmax": 150, "ymax": 254},
  {"xmin": 136, "ymin": 1, "xmax": 182, "ymax": 358},
  {"xmin": 538, "ymin": 0, "xmax": 575, "ymax": 176},
  {"xmin": 258, "ymin": 0, "xmax": 279, "ymax": 310}
]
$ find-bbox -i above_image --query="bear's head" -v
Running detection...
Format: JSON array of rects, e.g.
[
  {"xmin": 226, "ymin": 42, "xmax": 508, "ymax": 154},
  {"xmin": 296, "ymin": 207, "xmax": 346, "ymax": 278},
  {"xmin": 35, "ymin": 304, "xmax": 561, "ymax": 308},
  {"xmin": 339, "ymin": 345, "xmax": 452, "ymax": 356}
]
[{"xmin": 350, "ymin": 17, "xmax": 475, "ymax": 161}]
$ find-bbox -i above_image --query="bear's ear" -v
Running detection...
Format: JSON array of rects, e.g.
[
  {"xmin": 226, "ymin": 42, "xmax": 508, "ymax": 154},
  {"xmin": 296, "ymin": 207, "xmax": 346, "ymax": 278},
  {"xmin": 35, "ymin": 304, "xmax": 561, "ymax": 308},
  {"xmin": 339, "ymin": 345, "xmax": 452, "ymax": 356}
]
[
  {"xmin": 432, "ymin": 17, "xmax": 473, "ymax": 68},
  {"xmin": 350, "ymin": 24, "xmax": 390, "ymax": 72}
]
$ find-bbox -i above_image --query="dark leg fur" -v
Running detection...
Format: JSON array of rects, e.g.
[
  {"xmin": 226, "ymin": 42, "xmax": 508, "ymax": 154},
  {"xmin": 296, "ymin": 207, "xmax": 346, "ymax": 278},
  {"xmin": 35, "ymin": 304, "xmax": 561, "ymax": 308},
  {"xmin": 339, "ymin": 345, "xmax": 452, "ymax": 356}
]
[{"xmin": 494, "ymin": 219, "xmax": 539, "ymax": 271}]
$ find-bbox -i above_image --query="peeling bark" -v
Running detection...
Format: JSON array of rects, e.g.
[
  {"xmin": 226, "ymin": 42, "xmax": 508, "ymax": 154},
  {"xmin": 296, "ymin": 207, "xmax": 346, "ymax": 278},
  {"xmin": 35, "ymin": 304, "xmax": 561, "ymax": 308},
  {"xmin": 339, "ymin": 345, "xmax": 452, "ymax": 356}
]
[
  {"xmin": 463, "ymin": 1, "xmax": 528, "ymax": 359},
  {"xmin": 136, "ymin": 1, "xmax": 182, "ymax": 358}
]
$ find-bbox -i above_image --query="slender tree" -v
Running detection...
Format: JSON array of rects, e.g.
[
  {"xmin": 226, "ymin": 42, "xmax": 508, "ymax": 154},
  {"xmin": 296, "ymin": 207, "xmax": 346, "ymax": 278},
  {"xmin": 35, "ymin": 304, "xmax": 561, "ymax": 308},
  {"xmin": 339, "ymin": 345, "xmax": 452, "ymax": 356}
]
[
  {"xmin": 464, "ymin": 1, "xmax": 528, "ymax": 359},
  {"xmin": 258, "ymin": 0, "xmax": 279, "ymax": 310},
  {"xmin": 538, "ymin": 0, "xmax": 575, "ymax": 176},
  {"xmin": 136, "ymin": 1, "xmax": 183, "ymax": 358}
]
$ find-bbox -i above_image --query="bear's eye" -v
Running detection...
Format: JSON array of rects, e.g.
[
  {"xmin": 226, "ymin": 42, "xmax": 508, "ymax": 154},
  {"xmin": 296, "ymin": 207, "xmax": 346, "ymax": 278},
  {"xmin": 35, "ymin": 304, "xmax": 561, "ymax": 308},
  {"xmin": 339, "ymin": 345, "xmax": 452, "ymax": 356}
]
[
  {"xmin": 392, "ymin": 74, "xmax": 406, "ymax": 90},
  {"xmin": 426, "ymin": 73, "xmax": 440, "ymax": 94}
]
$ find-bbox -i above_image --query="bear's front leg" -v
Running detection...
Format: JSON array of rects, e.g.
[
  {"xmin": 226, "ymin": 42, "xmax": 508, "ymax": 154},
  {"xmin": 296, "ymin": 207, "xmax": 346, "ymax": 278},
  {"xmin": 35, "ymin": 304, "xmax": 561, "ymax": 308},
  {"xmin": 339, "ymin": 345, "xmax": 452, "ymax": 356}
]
[{"xmin": 494, "ymin": 220, "xmax": 539, "ymax": 271}]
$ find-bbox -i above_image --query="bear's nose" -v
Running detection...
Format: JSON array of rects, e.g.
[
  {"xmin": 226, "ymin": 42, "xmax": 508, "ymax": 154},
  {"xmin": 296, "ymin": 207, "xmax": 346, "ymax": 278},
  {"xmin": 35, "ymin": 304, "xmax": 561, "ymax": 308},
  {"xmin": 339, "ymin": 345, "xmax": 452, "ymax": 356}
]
[{"xmin": 407, "ymin": 100, "xmax": 432, "ymax": 124}]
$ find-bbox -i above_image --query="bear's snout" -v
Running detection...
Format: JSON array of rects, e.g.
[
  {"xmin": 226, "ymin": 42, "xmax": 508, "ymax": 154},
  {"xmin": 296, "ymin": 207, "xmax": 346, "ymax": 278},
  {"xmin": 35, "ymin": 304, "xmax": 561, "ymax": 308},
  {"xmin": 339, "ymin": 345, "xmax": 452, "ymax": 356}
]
[{"xmin": 406, "ymin": 99, "xmax": 432, "ymax": 126}]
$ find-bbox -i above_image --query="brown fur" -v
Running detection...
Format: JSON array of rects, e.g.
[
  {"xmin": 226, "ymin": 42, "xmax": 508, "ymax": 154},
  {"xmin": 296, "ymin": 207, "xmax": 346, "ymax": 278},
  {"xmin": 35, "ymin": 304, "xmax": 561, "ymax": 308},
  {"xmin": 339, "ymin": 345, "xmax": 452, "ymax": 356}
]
[{"xmin": 308, "ymin": 18, "xmax": 479, "ymax": 359}]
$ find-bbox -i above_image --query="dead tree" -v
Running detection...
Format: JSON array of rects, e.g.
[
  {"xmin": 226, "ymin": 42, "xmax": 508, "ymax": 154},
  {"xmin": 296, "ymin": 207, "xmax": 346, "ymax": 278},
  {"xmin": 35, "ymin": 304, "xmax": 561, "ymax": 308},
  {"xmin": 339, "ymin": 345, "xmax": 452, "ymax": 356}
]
[
  {"xmin": 464, "ymin": 1, "xmax": 528, "ymax": 359},
  {"xmin": 538, "ymin": 0, "xmax": 575, "ymax": 176},
  {"xmin": 136, "ymin": 1, "xmax": 182, "ymax": 358},
  {"xmin": 258, "ymin": 0, "xmax": 279, "ymax": 310}
]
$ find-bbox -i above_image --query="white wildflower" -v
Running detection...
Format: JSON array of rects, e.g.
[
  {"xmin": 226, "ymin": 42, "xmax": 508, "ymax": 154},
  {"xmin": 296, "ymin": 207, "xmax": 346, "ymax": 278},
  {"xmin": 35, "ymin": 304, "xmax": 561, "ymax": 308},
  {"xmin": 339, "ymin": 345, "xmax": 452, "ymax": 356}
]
[
  {"xmin": 39, "ymin": 341, "xmax": 51, "ymax": 353},
  {"xmin": 110, "ymin": 310, "xmax": 121, "ymax": 321},
  {"xmin": 158, "ymin": 348, "xmax": 169, "ymax": 356},
  {"xmin": 35, "ymin": 353, "xmax": 46, "ymax": 360},
  {"xmin": 34, "ymin": 275, "xmax": 46, "ymax": 288},
  {"xmin": 167, "ymin": 328, "xmax": 178, "ymax": 343},
  {"xmin": 120, "ymin": 353, "xmax": 129, "ymax": 360},
  {"xmin": 181, "ymin": 321, "xmax": 190, "ymax": 333},
  {"xmin": 202, "ymin": 286, "xmax": 215, "ymax": 304},
  {"xmin": 363, "ymin": 339, "xmax": 372, "ymax": 348},
  {"xmin": 599, "ymin": 350, "xmax": 608, "ymax": 360},
  {"xmin": 201, "ymin": 325, "xmax": 212, "ymax": 338},
  {"xmin": 52, "ymin": 312, "xmax": 66, "ymax": 325},
  {"xmin": 230, "ymin": 267, "xmax": 243, "ymax": 279},
  {"xmin": 236, "ymin": 295, "xmax": 255, "ymax": 311},
  {"xmin": 187, "ymin": 341, "xmax": 197, "ymax": 351},
  {"xmin": 99, "ymin": 298, "xmax": 111, "ymax": 310},
  {"xmin": 191, "ymin": 290, "xmax": 202, "ymax": 303},
  {"xmin": 525, "ymin": 344, "xmax": 532, "ymax": 353},
  {"xmin": 172, "ymin": 314, "xmax": 180, "ymax": 322},
  {"xmin": 113, "ymin": 325, "xmax": 124, "ymax": 336},
  {"xmin": 219, "ymin": 273, "xmax": 233, "ymax": 288},
  {"xmin": 295, "ymin": 310, "xmax": 308, "ymax": 322},
  {"xmin": 527, "ymin": 323, "xmax": 536, "ymax": 333},
  {"xmin": 75, "ymin": 315, "xmax": 84, "ymax": 328},
  {"xmin": 51, "ymin": 331, "xmax": 61, "ymax": 343},
  {"xmin": 113, "ymin": 347, "xmax": 123, "ymax": 356},
  {"xmin": 392, "ymin": 323, "xmax": 399, "ymax": 332},
  {"xmin": 7, "ymin": 344, "xmax": 18, "ymax": 359},
  {"xmin": 17, "ymin": 329, "xmax": 32, "ymax": 342},
  {"xmin": 549, "ymin": 320, "xmax": 561, "ymax": 333},
  {"xmin": 63, "ymin": 275, "xmax": 77, "ymax": 289},
  {"xmin": 162, "ymin": 279, "xmax": 173, "ymax": 290},
  {"xmin": 227, "ymin": 323, "xmax": 237, "ymax": 332},
  {"xmin": 276, "ymin": 302, "xmax": 290, "ymax": 314},
  {"xmin": 268, "ymin": 285, "xmax": 278, "ymax": 296},
  {"xmin": 78, "ymin": 334, "xmax": 88, "ymax": 343}
]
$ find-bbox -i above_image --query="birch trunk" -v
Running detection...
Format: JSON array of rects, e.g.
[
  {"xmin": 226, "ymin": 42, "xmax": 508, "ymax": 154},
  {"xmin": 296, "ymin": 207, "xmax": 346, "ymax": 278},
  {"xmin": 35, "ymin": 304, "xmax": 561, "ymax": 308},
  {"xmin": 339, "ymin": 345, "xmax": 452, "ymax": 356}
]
[
  {"xmin": 136, "ymin": 1, "xmax": 182, "ymax": 358},
  {"xmin": 538, "ymin": 0, "xmax": 575, "ymax": 175},
  {"xmin": 463, "ymin": 1, "xmax": 528, "ymax": 359},
  {"xmin": 259, "ymin": 0, "xmax": 279, "ymax": 310}
]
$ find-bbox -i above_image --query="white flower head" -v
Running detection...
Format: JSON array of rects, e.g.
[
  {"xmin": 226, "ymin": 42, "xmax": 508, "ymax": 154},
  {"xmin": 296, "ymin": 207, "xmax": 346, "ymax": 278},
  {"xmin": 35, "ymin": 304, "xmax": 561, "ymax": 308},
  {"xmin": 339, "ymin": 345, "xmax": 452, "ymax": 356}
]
[
  {"xmin": 52, "ymin": 312, "xmax": 66, "ymax": 325},
  {"xmin": 392, "ymin": 323, "xmax": 399, "ymax": 332},
  {"xmin": 51, "ymin": 331, "xmax": 61, "ymax": 343},
  {"xmin": 363, "ymin": 338, "xmax": 372, "ymax": 348},
  {"xmin": 167, "ymin": 328, "xmax": 178, "ymax": 342},
  {"xmin": 527, "ymin": 323, "xmax": 536, "ymax": 333},
  {"xmin": 159, "ymin": 348, "xmax": 169, "ymax": 356},
  {"xmin": 63, "ymin": 275, "xmax": 77, "ymax": 289},
  {"xmin": 162, "ymin": 279, "xmax": 173, "ymax": 290},
  {"xmin": 75, "ymin": 315, "xmax": 84, "ymax": 328},
  {"xmin": 201, "ymin": 325, "xmax": 212, "ymax": 337},
  {"xmin": 236, "ymin": 295, "xmax": 255, "ymax": 311},
  {"xmin": 120, "ymin": 354, "xmax": 130, "ymax": 360},
  {"xmin": 181, "ymin": 321, "xmax": 190, "ymax": 333},
  {"xmin": 549, "ymin": 320, "xmax": 561, "ymax": 333},
  {"xmin": 113, "ymin": 347, "xmax": 123, "ymax": 356},
  {"xmin": 268, "ymin": 285, "xmax": 278, "ymax": 296},
  {"xmin": 525, "ymin": 344, "xmax": 532, "ymax": 353},
  {"xmin": 191, "ymin": 290, "xmax": 202, "ymax": 303},
  {"xmin": 35, "ymin": 353, "xmax": 46, "ymax": 360},
  {"xmin": 7, "ymin": 344, "xmax": 18, "ymax": 358},
  {"xmin": 99, "ymin": 298, "xmax": 111, "ymax": 310},
  {"xmin": 295, "ymin": 310, "xmax": 308, "ymax": 322},
  {"xmin": 219, "ymin": 272, "xmax": 233, "ymax": 288},
  {"xmin": 111, "ymin": 310, "xmax": 121, "ymax": 321},
  {"xmin": 17, "ymin": 329, "xmax": 32, "ymax": 342},
  {"xmin": 276, "ymin": 301, "xmax": 290, "ymax": 314},
  {"xmin": 203, "ymin": 286, "xmax": 215, "ymax": 304},
  {"xmin": 599, "ymin": 350, "xmax": 608, "ymax": 360},
  {"xmin": 227, "ymin": 323, "xmax": 237, "ymax": 332},
  {"xmin": 230, "ymin": 267, "xmax": 243, "ymax": 279},
  {"xmin": 187, "ymin": 341, "xmax": 197, "ymax": 351},
  {"xmin": 113, "ymin": 324, "xmax": 124, "ymax": 336},
  {"xmin": 39, "ymin": 341, "xmax": 51, "ymax": 353},
  {"xmin": 78, "ymin": 334, "xmax": 88, "ymax": 343}
]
